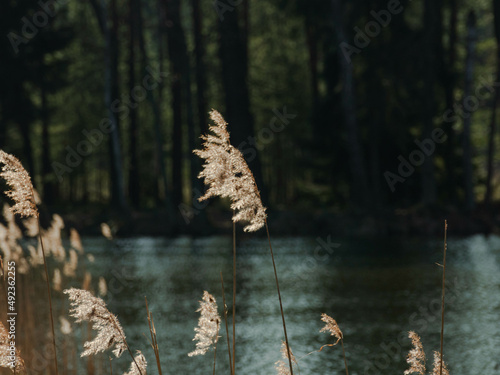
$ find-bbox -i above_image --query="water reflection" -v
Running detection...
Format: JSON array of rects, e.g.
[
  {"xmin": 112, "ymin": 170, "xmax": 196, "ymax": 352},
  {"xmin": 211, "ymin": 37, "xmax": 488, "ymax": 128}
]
[{"xmin": 77, "ymin": 235, "xmax": 500, "ymax": 375}]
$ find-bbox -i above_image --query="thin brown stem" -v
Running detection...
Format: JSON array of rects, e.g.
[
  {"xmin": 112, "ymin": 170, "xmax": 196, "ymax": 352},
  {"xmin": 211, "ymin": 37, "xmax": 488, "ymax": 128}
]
[
  {"xmin": 213, "ymin": 330, "xmax": 219, "ymax": 375},
  {"xmin": 232, "ymin": 219, "xmax": 236, "ymax": 375},
  {"xmin": 109, "ymin": 317, "xmax": 143, "ymax": 375},
  {"xmin": 265, "ymin": 220, "xmax": 293, "ymax": 375},
  {"xmin": 440, "ymin": 220, "xmax": 448, "ymax": 375},
  {"xmin": 340, "ymin": 339, "xmax": 349, "ymax": 375},
  {"xmin": 37, "ymin": 219, "xmax": 59, "ymax": 375},
  {"xmin": 220, "ymin": 272, "xmax": 233, "ymax": 375},
  {"xmin": 145, "ymin": 297, "xmax": 162, "ymax": 375},
  {"xmin": 109, "ymin": 357, "xmax": 113, "ymax": 375}
]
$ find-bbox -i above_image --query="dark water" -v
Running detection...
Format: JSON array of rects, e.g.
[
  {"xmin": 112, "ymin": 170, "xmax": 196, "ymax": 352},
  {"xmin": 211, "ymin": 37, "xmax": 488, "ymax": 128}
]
[{"xmin": 80, "ymin": 234, "xmax": 500, "ymax": 375}]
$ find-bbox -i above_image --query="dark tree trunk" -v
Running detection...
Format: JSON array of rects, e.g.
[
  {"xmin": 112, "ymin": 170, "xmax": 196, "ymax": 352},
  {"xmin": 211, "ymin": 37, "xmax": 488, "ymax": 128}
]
[
  {"xmin": 420, "ymin": 0, "xmax": 441, "ymax": 206},
  {"xmin": 192, "ymin": 0, "xmax": 208, "ymax": 134},
  {"xmin": 440, "ymin": 0, "xmax": 459, "ymax": 203},
  {"xmin": 485, "ymin": 1, "xmax": 500, "ymax": 205},
  {"xmin": 164, "ymin": 0, "xmax": 186, "ymax": 210},
  {"xmin": 128, "ymin": 0, "xmax": 141, "ymax": 207},
  {"xmin": 89, "ymin": 0, "xmax": 128, "ymax": 211},
  {"xmin": 463, "ymin": 11, "xmax": 477, "ymax": 211},
  {"xmin": 218, "ymin": 1, "xmax": 267, "ymax": 203},
  {"xmin": 40, "ymin": 61, "xmax": 55, "ymax": 205},
  {"xmin": 305, "ymin": 15, "xmax": 320, "ymax": 140},
  {"xmin": 331, "ymin": 0, "xmax": 370, "ymax": 207}
]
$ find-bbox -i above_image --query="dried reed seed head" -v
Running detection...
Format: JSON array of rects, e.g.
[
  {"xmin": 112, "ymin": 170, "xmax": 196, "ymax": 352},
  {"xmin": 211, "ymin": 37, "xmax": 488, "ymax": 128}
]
[
  {"xmin": 431, "ymin": 351, "xmax": 450, "ymax": 375},
  {"xmin": 64, "ymin": 288, "xmax": 127, "ymax": 358},
  {"xmin": 188, "ymin": 291, "xmax": 221, "ymax": 357},
  {"xmin": 60, "ymin": 316, "xmax": 72, "ymax": 335},
  {"xmin": 98, "ymin": 276, "xmax": 108, "ymax": 297},
  {"xmin": 70, "ymin": 228, "xmax": 84, "ymax": 253},
  {"xmin": 53, "ymin": 268, "xmax": 62, "ymax": 292},
  {"xmin": 123, "ymin": 351, "xmax": 147, "ymax": 375},
  {"xmin": 63, "ymin": 249, "xmax": 78, "ymax": 277},
  {"xmin": 0, "ymin": 150, "xmax": 39, "ymax": 218},
  {"xmin": 275, "ymin": 341, "xmax": 296, "ymax": 375},
  {"xmin": 320, "ymin": 313, "xmax": 343, "ymax": 343},
  {"xmin": 404, "ymin": 331, "xmax": 426, "ymax": 375},
  {"xmin": 194, "ymin": 109, "xmax": 267, "ymax": 232},
  {"xmin": 0, "ymin": 321, "xmax": 25, "ymax": 372}
]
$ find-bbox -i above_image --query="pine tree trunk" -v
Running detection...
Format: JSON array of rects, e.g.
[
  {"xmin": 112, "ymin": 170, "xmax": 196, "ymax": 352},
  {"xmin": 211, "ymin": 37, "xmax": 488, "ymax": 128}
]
[
  {"xmin": 128, "ymin": 0, "xmax": 141, "ymax": 208},
  {"xmin": 331, "ymin": 0, "xmax": 370, "ymax": 207},
  {"xmin": 485, "ymin": 0, "xmax": 500, "ymax": 205},
  {"xmin": 463, "ymin": 11, "xmax": 477, "ymax": 211}
]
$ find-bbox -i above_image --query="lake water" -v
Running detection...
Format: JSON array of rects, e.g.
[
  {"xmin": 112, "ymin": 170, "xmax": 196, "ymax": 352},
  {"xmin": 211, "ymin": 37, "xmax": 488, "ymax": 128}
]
[{"xmin": 75, "ymin": 234, "xmax": 500, "ymax": 375}]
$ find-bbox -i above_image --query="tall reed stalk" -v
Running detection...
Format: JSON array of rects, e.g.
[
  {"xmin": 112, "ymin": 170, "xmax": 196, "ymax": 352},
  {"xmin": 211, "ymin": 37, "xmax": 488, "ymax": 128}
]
[
  {"xmin": 220, "ymin": 272, "xmax": 233, "ymax": 375},
  {"xmin": 440, "ymin": 220, "xmax": 448, "ymax": 375},
  {"xmin": 145, "ymin": 297, "xmax": 162, "ymax": 375},
  {"xmin": 265, "ymin": 220, "xmax": 293, "ymax": 375},
  {"xmin": 37, "ymin": 219, "xmax": 59, "ymax": 375},
  {"xmin": 232, "ymin": 219, "xmax": 236, "ymax": 375}
]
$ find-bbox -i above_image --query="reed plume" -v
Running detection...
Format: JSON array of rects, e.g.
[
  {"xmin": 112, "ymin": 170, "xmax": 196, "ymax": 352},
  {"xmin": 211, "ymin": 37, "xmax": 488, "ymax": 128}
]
[
  {"xmin": 319, "ymin": 313, "xmax": 349, "ymax": 375},
  {"xmin": 404, "ymin": 331, "xmax": 426, "ymax": 375},
  {"xmin": 431, "ymin": 351, "xmax": 449, "ymax": 375},
  {"xmin": 64, "ymin": 288, "xmax": 127, "ymax": 357},
  {"xmin": 320, "ymin": 313, "xmax": 343, "ymax": 345},
  {"xmin": 123, "ymin": 351, "xmax": 147, "ymax": 375},
  {"xmin": 275, "ymin": 341, "xmax": 297, "ymax": 375},
  {"xmin": 188, "ymin": 291, "xmax": 221, "ymax": 357},
  {"xmin": 0, "ymin": 321, "xmax": 25, "ymax": 373},
  {"xmin": 194, "ymin": 109, "xmax": 266, "ymax": 232},
  {"xmin": 0, "ymin": 150, "xmax": 39, "ymax": 218}
]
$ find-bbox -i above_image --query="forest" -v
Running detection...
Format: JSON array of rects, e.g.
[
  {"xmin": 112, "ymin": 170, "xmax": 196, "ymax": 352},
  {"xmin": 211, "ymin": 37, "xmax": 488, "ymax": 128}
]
[{"xmin": 1, "ymin": 0, "xmax": 499, "ymax": 235}]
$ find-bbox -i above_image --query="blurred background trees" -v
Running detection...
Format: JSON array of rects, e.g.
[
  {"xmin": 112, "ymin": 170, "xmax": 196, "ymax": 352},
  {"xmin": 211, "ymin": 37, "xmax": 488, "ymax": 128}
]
[{"xmin": 1, "ymin": 0, "xmax": 499, "ymax": 230}]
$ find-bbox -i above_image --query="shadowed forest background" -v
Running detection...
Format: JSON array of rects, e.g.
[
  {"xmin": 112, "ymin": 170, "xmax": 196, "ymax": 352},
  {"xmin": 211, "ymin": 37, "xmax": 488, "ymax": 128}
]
[{"xmin": 1, "ymin": 0, "xmax": 500, "ymax": 236}]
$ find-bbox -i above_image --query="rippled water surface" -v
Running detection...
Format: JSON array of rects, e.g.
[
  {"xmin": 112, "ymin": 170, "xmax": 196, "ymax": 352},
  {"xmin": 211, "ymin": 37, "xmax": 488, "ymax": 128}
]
[{"xmin": 78, "ymin": 234, "xmax": 500, "ymax": 375}]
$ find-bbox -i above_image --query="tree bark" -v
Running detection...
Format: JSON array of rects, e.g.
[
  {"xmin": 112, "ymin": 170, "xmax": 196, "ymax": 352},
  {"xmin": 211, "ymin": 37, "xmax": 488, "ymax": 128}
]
[
  {"xmin": 128, "ymin": 0, "xmax": 141, "ymax": 208},
  {"xmin": 463, "ymin": 11, "xmax": 477, "ymax": 211},
  {"xmin": 485, "ymin": 0, "xmax": 500, "ymax": 205},
  {"xmin": 89, "ymin": 0, "xmax": 128, "ymax": 211},
  {"xmin": 420, "ymin": 0, "xmax": 441, "ymax": 206},
  {"xmin": 331, "ymin": 0, "xmax": 370, "ymax": 207}
]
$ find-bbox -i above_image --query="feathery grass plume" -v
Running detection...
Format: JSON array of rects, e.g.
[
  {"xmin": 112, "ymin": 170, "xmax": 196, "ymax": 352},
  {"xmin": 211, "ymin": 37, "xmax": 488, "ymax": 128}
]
[
  {"xmin": 275, "ymin": 341, "xmax": 297, "ymax": 375},
  {"xmin": 0, "ymin": 321, "xmax": 25, "ymax": 372},
  {"xmin": 194, "ymin": 110, "xmax": 267, "ymax": 232},
  {"xmin": 63, "ymin": 249, "xmax": 78, "ymax": 277},
  {"xmin": 99, "ymin": 276, "xmax": 108, "ymax": 297},
  {"xmin": 70, "ymin": 228, "xmax": 84, "ymax": 253},
  {"xmin": 320, "ymin": 313, "xmax": 343, "ymax": 345},
  {"xmin": 53, "ymin": 268, "xmax": 62, "ymax": 291},
  {"xmin": 188, "ymin": 291, "xmax": 221, "ymax": 356},
  {"xmin": 0, "ymin": 150, "xmax": 39, "ymax": 218},
  {"xmin": 123, "ymin": 351, "xmax": 147, "ymax": 375},
  {"xmin": 64, "ymin": 288, "xmax": 127, "ymax": 357},
  {"xmin": 431, "ymin": 351, "xmax": 449, "ymax": 375},
  {"xmin": 404, "ymin": 331, "xmax": 426, "ymax": 375},
  {"xmin": 60, "ymin": 316, "xmax": 73, "ymax": 335}
]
